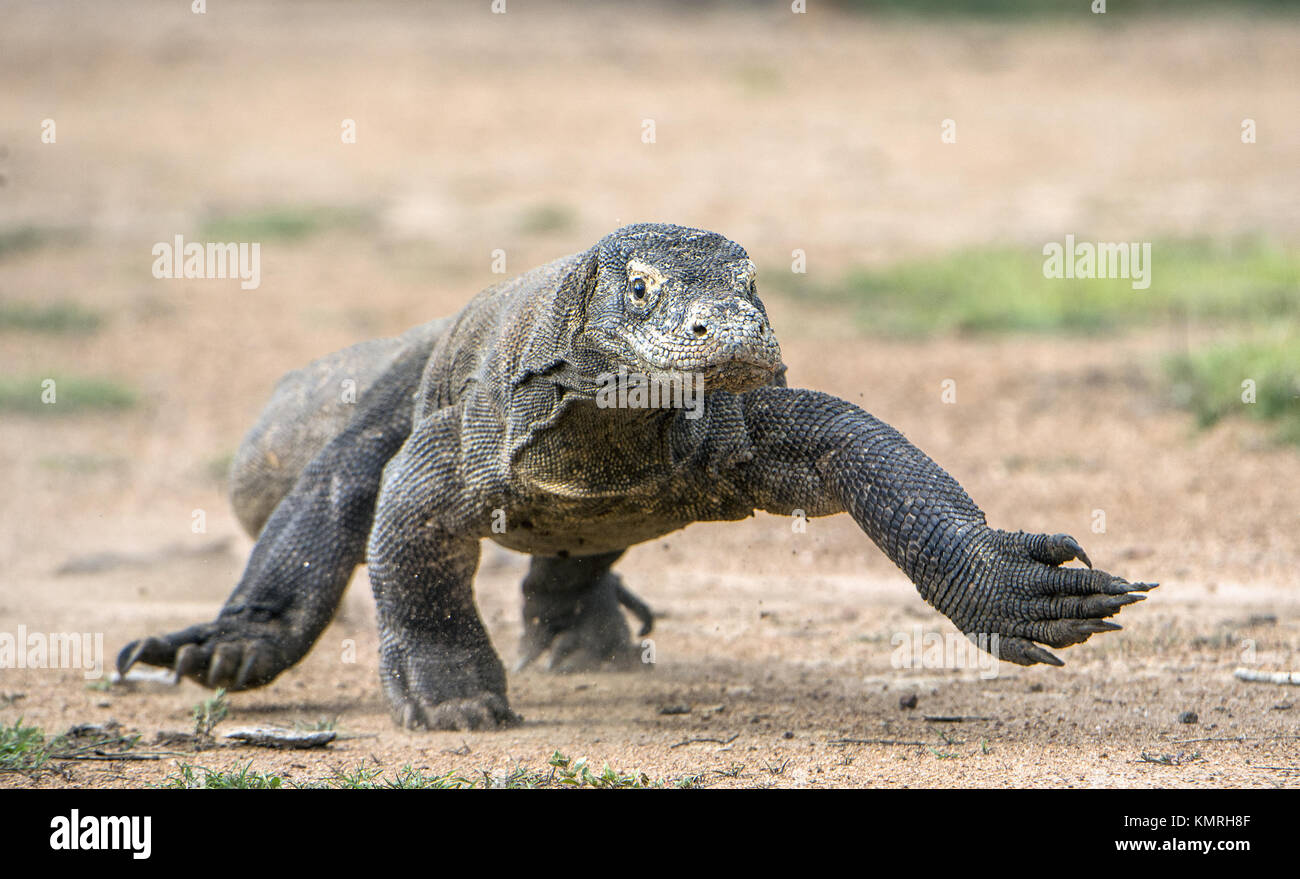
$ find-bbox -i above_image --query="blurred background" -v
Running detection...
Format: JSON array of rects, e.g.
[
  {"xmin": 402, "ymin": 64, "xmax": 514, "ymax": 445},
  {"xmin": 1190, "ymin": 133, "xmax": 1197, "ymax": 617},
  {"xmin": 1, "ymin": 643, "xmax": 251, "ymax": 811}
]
[{"xmin": 0, "ymin": 1, "xmax": 1297, "ymax": 786}]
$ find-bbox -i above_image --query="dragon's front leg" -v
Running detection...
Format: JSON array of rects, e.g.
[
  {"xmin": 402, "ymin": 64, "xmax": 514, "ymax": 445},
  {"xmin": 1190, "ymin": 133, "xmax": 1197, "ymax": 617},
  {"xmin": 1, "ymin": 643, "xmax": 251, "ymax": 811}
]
[{"xmin": 737, "ymin": 387, "xmax": 1156, "ymax": 666}]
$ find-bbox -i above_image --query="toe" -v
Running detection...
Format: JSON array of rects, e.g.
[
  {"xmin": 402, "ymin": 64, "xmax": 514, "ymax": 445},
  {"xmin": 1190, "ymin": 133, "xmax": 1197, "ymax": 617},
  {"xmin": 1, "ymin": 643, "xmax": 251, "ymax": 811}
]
[
  {"xmin": 997, "ymin": 636, "xmax": 1064, "ymax": 667},
  {"xmin": 116, "ymin": 635, "xmax": 175, "ymax": 675},
  {"xmin": 1030, "ymin": 592, "xmax": 1146, "ymax": 620},
  {"xmin": 1022, "ymin": 532, "xmax": 1093, "ymax": 568}
]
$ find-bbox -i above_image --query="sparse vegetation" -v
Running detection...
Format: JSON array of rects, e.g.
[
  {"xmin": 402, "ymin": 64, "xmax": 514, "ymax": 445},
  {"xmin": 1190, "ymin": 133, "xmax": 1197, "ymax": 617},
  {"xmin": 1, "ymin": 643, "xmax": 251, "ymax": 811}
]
[
  {"xmin": 0, "ymin": 302, "xmax": 102, "ymax": 334},
  {"xmin": 0, "ymin": 225, "xmax": 83, "ymax": 259},
  {"xmin": 785, "ymin": 239, "xmax": 1300, "ymax": 445},
  {"xmin": 293, "ymin": 717, "xmax": 338, "ymax": 732},
  {"xmin": 157, "ymin": 751, "xmax": 701, "ymax": 790},
  {"xmin": 0, "ymin": 720, "xmax": 141, "ymax": 776},
  {"xmin": 794, "ymin": 239, "xmax": 1297, "ymax": 338},
  {"xmin": 321, "ymin": 763, "xmax": 473, "ymax": 790},
  {"xmin": 199, "ymin": 205, "xmax": 369, "ymax": 242},
  {"xmin": 162, "ymin": 762, "xmax": 284, "ymax": 790},
  {"xmin": 837, "ymin": 0, "xmax": 1299, "ymax": 16},
  {"xmin": 0, "ymin": 376, "xmax": 137, "ymax": 414},
  {"xmin": 518, "ymin": 203, "xmax": 576, "ymax": 236},
  {"xmin": 0, "ymin": 719, "xmax": 54, "ymax": 773},
  {"xmin": 204, "ymin": 451, "xmax": 235, "ymax": 485},
  {"xmin": 193, "ymin": 689, "xmax": 229, "ymax": 740},
  {"xmin": 1166, "ymin": 331, "xmax": 1300, "ymax": 446}
]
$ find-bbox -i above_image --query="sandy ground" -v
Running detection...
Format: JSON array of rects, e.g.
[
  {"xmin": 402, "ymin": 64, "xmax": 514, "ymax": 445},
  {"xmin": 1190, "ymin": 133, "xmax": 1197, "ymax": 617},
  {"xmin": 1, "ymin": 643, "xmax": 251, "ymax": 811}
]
[{"xmin": 0, "ymin": 1, "xmax": 1297, "ymax": 788}]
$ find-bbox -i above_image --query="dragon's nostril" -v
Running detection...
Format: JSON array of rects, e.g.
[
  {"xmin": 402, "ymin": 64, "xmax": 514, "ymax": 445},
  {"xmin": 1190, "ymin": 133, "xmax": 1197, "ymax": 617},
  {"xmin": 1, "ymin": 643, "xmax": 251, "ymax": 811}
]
[{"xmin": 691, "ymin": 322, "xmax": 708, "ymax": 338}]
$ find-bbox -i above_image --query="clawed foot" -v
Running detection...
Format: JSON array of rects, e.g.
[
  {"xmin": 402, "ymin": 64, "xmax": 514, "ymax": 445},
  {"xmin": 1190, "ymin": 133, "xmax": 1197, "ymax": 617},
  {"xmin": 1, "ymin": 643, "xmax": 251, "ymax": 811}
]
[
  {"xmin": 116, "ymin": 619, "xmax": 291, "ymax": 690},
  {"xmin": 946, "ymin": 530, "xmax": 1157, "ymax": 667},
  {"xmin": 381, "ymin": 640, "xmax": 519, "ymax": 731},
  {"xmin": 516, "ymin": 573, "xmax": 653, "ymax": 673},
  {"xmin": 395, "ymin": 692, "xmax": 518, "ymax": 731}
]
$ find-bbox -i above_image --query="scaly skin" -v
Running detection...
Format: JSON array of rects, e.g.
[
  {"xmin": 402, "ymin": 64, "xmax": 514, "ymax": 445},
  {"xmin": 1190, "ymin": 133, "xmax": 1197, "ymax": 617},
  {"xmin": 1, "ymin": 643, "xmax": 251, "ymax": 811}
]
[{"xmin": 118, "ymin": 223, "xmax": 1155, "ymax": 730}]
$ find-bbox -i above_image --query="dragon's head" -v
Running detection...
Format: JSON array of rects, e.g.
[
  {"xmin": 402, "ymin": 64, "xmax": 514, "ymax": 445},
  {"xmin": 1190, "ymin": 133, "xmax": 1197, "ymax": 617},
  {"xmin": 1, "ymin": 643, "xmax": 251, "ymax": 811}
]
[{"xmin": 565, "ymin": 223, "xmax": 783, "ymax": 393}]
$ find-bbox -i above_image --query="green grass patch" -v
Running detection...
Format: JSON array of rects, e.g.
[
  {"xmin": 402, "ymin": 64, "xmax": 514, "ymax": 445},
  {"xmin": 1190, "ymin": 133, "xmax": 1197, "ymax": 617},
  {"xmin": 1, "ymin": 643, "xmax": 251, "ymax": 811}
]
[
  {"xmin": 0, "ymin": 719, "xmax": 55, "ymax": 773},
  {"xmin": 0, "ymin": 376, "xmax": 138, "ymax": 414},
  {"xmin": 321, "ymin": 764, "xmax": 474, "ymax": 790},
  {"xmin": 0, "ymin": 302, "xmax": 102, "ymax": 334},
  {"xmin": 0, "ymin": 720, "xmax": 140, "ymax": 775},
  {"xmin": 203, "ymin": 451, "xmax": 235, "ymax": 485},
  {"xmin": 192, "ymin": 689, "xmax": 229, "ymax": 740},
  {"xmin": 321, "ymin": 751, "xmax": 694, "ymax": 789},
  {"xmin": 162, "ymin": 751, "xmax": 702, "ymax": 790},
  {"xmin": 518, "ymin": 203, "xmax": 576, "ymax": 236},
  {"xmin": 162, "ymin": 762, "xmax": 284, "ymax": 790},
  {"xmin": 0, "ymin": 225, "xmax": 84, "ymax": 260},
  {"xmin": 1166, "ymin": 330, "xmax": 1300, "ymax": 445},
  {"xmin": 797, "ymin": 239, "xmax": 1298, "ymax": 338},
  {"xmin": 199, "ymin": 205, "xmax": 369, "ymax": 243},
  {"xmin": 833, "ymin": 0, "xmax": 1300, "ymax": 16}
]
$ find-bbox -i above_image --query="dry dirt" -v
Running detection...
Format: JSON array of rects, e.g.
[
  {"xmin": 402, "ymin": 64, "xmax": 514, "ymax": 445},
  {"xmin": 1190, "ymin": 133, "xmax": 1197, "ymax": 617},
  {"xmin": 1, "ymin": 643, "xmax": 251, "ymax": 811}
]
[{"xmin": 0, "ymin": 1, "xmax": 1297, "ymax": 788}]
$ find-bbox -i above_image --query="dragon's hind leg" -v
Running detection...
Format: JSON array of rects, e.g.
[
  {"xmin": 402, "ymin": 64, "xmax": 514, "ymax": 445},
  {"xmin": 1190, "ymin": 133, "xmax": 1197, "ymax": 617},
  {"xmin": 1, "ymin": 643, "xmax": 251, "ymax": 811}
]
[
  {"xmin": 516, "ymin": 550, "xmax": 654, "ymax": 672},
  {"xmin": 229, "ymin": 319, "xmax": 449, "ymax": 537}
]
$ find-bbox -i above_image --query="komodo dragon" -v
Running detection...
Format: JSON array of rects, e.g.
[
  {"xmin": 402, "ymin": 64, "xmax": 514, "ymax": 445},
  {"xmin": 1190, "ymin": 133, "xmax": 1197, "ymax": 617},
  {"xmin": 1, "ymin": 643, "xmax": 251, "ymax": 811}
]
[{"xmin": 118, "ymin": 223, "xmax": 1155, "ymax": 730}]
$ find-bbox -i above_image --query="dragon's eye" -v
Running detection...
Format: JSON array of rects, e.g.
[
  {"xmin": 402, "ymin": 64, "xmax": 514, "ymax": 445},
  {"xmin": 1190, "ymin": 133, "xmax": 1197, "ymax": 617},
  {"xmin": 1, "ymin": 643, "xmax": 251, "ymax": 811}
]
[{"xmin": 630, "ymin": 277, "xmax": 647, "ymax": 301}]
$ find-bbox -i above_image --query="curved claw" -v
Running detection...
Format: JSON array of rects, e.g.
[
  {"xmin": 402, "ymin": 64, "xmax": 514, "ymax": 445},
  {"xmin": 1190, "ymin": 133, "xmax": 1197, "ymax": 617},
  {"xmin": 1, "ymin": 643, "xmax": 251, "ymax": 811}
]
[
  {"xmin": 117, "ymin": 621, "xmax": 289, "ymax": 690},
  {"xmin": 1061, "ymin": 535, "xmax": 1092, "ymax": 569},
  {"xmin": 394, "ymin": 694, "xmax": 520, "ymax": 731},
  {"xmin": 116, "ymin": 636, "xmax": 172, "ymax": 676},
  {"xmin": 207, "ymin": 643, "xmax": 242, "ymax": 688},
  {"xmin": 958, "ymin": 529, "xmax": 1156, "ymax": 669},
  {"xmin": 992, "ymin": 636, "xmax": 1065, "ymax": 667},
  {"xmin": 616, "ymin": 582, "xmax": 655, "ymax": 637},
  {"xmin": 512, "ymin": 640, "xmax": 549, "ymax": 673},
  {"xmin": 174, "ymin": 643, "xmax": 204, "ymax": 681},
  {"xmin": 1024, "ymin": 532, "xmax": 1093, "ymax": 568},
  {"xmin": 1022, "ymin": 643, "xmax": 1063, "ymax": 667},
  {"xmin": 236, "ymin": 651, "xmax": 264, "ymax": 690},
  {"xmin": 1104, "ymin": 577, "xmax": 1159, "ymax": 595}
]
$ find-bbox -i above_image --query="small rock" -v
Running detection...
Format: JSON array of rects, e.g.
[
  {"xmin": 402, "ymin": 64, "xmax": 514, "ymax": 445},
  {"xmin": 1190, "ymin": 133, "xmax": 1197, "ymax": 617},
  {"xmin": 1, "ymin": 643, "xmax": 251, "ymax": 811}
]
[
  {"xmin": 782, "ymin": 731, "xmax": 794, "ymax": 739},
  {"xmin": 111, "ymin": 668, "xmax": 179, "ymax": 688},
  {"xmin": 1178, "ymin": 711, "xmax": 1198, "ymax": 725},
  {"xmin": 658, "ymin": 704, "xmax": 691, "ymax": 715},
  {"xmin": 899, "ymin": 693, "xmax": 918, "ymax": 710}
]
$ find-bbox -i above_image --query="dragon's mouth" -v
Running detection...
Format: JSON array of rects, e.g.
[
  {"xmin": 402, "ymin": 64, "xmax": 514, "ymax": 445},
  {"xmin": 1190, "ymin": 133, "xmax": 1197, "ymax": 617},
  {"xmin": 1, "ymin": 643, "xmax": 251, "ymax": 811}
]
[
  {"xmin": 697, "ymin": 353, "xmax": 780, "ymax": 392},
  {"xmin": 586, "ymin": 330, "xmax": 782, "ymax": 393},
  {"xmin": 638, "ymin": 344, "xmax": 781, "ymax": 393}
]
